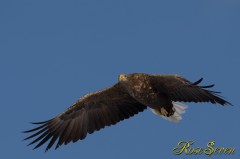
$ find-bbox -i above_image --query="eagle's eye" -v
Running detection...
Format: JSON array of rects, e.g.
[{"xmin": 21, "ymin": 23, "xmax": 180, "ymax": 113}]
[{"xmin": 119, "ymin": 74, "xmax": 127, "ymax": 81}]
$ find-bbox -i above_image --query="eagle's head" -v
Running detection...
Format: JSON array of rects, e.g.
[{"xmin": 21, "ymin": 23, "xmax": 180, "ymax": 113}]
[
  {"xmin": 119, "ymin": 73, "xmax": 144, "ymax": 83},
  {"xmin": 118, "ymin": 74, "xmax": 128, "ymax": 82}
]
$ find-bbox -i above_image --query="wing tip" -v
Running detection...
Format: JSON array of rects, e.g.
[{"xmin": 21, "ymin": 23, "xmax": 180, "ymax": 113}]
[
  {"xmin": 23, "ymin": 119, "xmax": 53, "ymax": 151},
  {"xmin": 222, "ymin": 100, "xmax": 233, "ymax": 106}
]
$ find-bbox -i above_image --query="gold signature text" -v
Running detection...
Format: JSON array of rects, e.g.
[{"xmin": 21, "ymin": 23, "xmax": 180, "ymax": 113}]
[{"xmin": 173, "ymin": 141, "xmax": 235, "ymax": 156}]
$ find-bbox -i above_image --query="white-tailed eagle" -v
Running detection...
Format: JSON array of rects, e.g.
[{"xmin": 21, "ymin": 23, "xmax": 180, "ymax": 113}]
[{"xmin": 23, "ymin": 73, "xmax": 231, "ymax": 151}]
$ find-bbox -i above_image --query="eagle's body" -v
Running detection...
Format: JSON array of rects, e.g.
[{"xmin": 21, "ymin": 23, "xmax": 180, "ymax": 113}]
[
  {"xmin": 23, "ymin": 73, "xmax": 231, "ymax": 151},
  {"xmin": 120, "ymin": 74, "xmax": 175, "ymax": 115}
]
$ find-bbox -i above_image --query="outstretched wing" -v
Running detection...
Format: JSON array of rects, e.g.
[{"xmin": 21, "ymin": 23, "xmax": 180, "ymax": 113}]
[
  {"xmin": 23, "ymin": 83, "xmax": 147, "ymax": 151},
  {"xmin": 150, "ymin": 74, "xmax": 232, "ymax": 105}
]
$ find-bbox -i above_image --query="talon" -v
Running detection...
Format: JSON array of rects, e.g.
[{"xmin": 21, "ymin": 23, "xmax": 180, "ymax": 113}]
[{"xmin": 160, "ymin": 107, "xmax": 168, "ymax": 116}]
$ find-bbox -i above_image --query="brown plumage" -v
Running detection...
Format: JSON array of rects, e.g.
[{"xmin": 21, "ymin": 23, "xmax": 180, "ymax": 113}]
[{"xmin": 23, "ymin": 73, "xmax": 231, "ymax": 151}]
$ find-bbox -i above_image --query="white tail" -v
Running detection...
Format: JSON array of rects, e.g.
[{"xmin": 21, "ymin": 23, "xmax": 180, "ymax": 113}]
[{"xmin": 151, "ymin": 102, "xmax": 188, "ymax": 123}]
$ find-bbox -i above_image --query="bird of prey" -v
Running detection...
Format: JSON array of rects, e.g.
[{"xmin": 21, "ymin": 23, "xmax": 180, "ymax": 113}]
[{"xmin": 23, "ymin": 73, "xmax": 231, "ymax": 151}]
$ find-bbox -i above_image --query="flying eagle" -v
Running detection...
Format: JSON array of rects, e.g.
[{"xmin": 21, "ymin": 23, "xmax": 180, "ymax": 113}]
[{"xmin": 23, "ymin": 73, "xmax": 231, "ymax": 151}]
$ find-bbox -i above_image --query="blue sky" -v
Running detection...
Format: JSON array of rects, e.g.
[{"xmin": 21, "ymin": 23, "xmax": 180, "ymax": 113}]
[{"xmin": 0, "ymin": 0, "xmax": 239, "ymax": 158}]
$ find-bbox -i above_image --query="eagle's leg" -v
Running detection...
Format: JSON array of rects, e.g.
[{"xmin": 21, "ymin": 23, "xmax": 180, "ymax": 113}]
[
  {"xmin": 151, "ymin": 102, "xmax": 188, "ymax": 123},
  {"xmin": 160, "ymin": 107, "xmax": 169, "ymax": 116}
]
